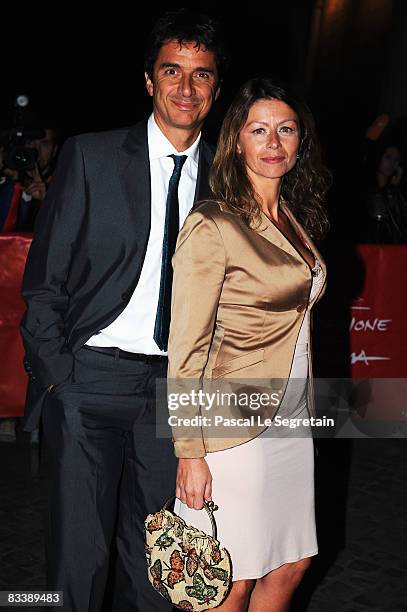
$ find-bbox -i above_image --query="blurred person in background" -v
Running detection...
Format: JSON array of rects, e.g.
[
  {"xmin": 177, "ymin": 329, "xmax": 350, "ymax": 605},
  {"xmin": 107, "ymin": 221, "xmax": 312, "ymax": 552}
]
[
  {"xmin": 359, "ymin": 114, "xmax": 407, "ymax": 243},
  {"xmin": 0, "ymin": 125, "xmax": 59, "ymax": 442},
  {"xmin": 0, "ymin": 126, "xmax": 59, "ymax": 232}
]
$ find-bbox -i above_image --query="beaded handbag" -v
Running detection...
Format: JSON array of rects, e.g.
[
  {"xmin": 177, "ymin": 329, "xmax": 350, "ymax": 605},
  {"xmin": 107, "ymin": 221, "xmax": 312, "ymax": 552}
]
[{"xmin": 145, "ymin": 497, "xmax": 232, "ymax": 610}]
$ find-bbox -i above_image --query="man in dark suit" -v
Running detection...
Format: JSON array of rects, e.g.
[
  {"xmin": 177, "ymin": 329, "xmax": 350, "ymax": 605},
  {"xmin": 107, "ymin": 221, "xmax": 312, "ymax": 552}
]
[{"xmin": 20, "ymin": 9, "xmax": 227, "ymax": 611}]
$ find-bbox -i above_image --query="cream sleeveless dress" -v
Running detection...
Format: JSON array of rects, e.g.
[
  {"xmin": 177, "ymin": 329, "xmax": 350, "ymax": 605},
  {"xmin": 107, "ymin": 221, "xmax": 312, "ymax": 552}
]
[{"xmin": 174, "ymin": 260, "xmax": 325, "ymax": 581}]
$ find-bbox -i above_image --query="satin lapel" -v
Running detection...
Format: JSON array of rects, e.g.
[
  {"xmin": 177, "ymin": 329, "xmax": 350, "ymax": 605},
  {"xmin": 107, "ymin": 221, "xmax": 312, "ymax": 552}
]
[
  {"xmin": 281, "ymin": 201, "xmax": 327, "ymax": 278},
  {"xmin": 117, "ymin": 120, "xmax": 151, "ymax": 251},
  {"xmin": 192, "ymin": 140, "xmax": 213, "ymax": 208},
  {"xmin": 253, "ymin": 209, "xmax": 304, "ymax": 263}
]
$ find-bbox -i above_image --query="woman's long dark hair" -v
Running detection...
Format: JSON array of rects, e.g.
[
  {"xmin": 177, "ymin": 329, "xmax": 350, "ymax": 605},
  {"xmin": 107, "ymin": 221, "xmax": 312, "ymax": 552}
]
[{"xmin": 210, "ymin": 77, "xmax": 331, "ymax": 239}]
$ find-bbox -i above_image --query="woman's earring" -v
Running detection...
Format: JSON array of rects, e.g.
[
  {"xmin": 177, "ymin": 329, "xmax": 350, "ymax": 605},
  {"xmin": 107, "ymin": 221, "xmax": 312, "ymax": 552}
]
[{"xmin": 296, "ymin": 153, "xmax": 300, "ymax": 160}]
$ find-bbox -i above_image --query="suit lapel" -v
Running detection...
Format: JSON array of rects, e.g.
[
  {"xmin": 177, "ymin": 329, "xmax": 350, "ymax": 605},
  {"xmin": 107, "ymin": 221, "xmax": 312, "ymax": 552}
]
[
  {"xmin": 254, "ymin": 209, "xmax": 302, "ymax": 262},
  {"xmin": 281, "ymin": 202, "xmax": 327, "ymax": 278},
  {"xmin": 250, "ymin": 200, "xmax": 327, "ymax": 301},
  {"xmin": 117, "ymin": 120, "xmax": 151, "ymax": 253},
  {"xmin": 252, "ymin": 202, "xmax": 325, "ymax": 268},
  {"xmin": 117, "ymin": 125, "xmax": 214, "ymax": 253},
  {"xmin": 193, "ymin": 140, "xmax": 214, "ymax": 208}
]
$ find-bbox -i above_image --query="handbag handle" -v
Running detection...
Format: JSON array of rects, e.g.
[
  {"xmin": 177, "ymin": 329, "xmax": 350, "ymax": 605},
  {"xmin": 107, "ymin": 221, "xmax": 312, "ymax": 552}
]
[{"xmin": 162, "ymin": 496, "xmax": 219, "ymax": 540}]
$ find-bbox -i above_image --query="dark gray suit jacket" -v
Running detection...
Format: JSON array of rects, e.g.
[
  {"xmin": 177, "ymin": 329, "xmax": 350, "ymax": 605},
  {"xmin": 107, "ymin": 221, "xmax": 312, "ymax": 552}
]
[{"xmin": 20, "ymin": 119, "xmax": 214, "ymax": 430}]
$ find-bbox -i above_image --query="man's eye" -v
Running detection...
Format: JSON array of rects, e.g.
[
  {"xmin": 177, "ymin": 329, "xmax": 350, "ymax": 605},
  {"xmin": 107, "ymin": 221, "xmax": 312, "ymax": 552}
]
[
  {"xmin": 164, "ymin": 68, "xmax": 177, "ymax": 75},
  {"xmin": 196, "ymin": 72, "xmax": 210, "ymax": 79}
]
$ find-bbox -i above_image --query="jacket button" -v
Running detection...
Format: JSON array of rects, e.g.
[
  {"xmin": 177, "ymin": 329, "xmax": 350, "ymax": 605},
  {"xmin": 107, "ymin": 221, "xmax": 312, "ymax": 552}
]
[{"xmin": 297, "ymin": 304, "xmax": 306, "ymax": 313}]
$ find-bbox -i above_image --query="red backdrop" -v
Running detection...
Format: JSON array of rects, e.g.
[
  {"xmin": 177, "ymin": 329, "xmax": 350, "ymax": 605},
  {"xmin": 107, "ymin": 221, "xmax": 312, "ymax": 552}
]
[
  {"xmin": 350, "ymin": 245, "xmax": 407, "ymax": 377},
  {"xmin": 349, "ymin": 245, "xmax": 407, "ymax": 422},
  {"xmin": 0, "ymin": 234, "xmax": 32, "ymax": 417}
]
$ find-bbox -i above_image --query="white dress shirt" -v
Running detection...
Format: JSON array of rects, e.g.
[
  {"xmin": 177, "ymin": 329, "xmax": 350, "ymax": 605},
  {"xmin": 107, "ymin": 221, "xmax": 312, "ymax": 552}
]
[{"xmin": 86, "ymin": 114, "xmax": 201, "ymax": 354}]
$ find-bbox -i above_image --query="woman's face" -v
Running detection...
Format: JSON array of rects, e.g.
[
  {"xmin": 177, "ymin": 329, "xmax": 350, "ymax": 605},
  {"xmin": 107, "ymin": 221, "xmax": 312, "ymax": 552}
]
[
  {"xmin": 379, "ymin": 146, "xmax": 400, "ymax": 179},
  {"xmin": 237, "ymin": 98, "xmax": 300, "ymax": 185}
]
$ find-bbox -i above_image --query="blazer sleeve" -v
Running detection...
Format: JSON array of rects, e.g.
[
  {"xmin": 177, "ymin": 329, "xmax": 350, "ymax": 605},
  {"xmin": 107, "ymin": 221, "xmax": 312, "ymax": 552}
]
[
  {"xmin": 168, "ymin": 210, "xmax": 226, "ymax": 458},
  {"xmin": 20, "ymin": 137, "xmax": 87, "ymax": 389}
]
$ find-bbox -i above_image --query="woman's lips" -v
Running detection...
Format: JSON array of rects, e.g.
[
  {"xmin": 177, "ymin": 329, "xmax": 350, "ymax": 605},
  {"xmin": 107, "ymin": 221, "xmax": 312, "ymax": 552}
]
[{"xmin": 261, "ymin": 156, "xmax": 285, "ymax": 164}]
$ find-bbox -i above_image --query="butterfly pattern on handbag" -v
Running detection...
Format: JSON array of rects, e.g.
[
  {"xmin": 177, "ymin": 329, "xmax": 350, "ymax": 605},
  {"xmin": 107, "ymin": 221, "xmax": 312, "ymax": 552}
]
[{"xmin": 145, "ymin": 502, "xmax": 232, "ymax": 611}]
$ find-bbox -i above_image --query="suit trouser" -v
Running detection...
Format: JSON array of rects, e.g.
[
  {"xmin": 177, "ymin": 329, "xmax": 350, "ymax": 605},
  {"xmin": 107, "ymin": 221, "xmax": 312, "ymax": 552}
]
[{"xmin": 42, "ymin": 347, "xmax": 177, "ymax": 612}]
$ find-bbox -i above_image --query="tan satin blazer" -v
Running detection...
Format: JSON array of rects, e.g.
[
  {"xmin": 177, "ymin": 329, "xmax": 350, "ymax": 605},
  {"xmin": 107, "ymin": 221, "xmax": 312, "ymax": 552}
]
[{"xmin": 168, "ymin": 200, "xmax": 327, "ymax": 458}]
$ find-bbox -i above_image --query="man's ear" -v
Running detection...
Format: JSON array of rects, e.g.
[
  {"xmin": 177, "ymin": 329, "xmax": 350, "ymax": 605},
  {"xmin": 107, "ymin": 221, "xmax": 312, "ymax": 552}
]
[{"xmin": 145, "ymin": 72, "xmax": 154, "ymax": 97}]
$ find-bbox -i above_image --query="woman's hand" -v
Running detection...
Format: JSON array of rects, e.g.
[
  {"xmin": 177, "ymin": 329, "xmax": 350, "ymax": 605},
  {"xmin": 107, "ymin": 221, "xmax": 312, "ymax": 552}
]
[{"xmin": 176, "ymin": 458, "xmax": 212, "ymax": 510}]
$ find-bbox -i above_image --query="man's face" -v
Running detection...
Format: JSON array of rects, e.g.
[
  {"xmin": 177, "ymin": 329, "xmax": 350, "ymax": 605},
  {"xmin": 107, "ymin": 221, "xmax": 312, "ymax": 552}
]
[
  {"xmin": 145, "ymin": 40, "xmax": 220, "ymax": 137},
  {"xmin": 26, "ymin": 129, "xmax": 58, "ymax": 174}
]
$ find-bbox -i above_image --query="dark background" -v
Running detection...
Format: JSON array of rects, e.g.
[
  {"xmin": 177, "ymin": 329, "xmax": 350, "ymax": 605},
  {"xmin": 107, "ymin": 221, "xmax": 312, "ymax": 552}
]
[
  {"xmin": 2, "ymin": 2, "xmax": 406, "ymax": 137},
  {"xmin": 2, "ymin": 1, "xmax": 407, "ymax": 234},
  {"xmin": 1, "ymin": 4, "xmax": 314, "ymax": 135}
]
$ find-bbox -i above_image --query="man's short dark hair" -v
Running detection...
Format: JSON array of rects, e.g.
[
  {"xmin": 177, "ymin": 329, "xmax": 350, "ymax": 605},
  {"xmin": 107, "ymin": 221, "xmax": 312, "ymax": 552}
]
[{"xmin": 144, "ymin": 8, "xmax": 228, "ymax": 83}]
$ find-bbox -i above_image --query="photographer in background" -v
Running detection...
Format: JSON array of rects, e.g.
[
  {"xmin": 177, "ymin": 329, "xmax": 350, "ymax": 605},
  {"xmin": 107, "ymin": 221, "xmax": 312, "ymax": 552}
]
[
  {"xmin": 0, "ymin": 125, "xmax": 59, "ymax": 233},
  {"xmin": 0, "ymin": 121, "xmax": 59, "ymax": 443}
]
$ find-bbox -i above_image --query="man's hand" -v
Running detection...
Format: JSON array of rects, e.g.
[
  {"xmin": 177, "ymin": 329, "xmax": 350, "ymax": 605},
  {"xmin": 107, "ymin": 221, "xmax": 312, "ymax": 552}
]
[
  {"xmin": 25, "ymin": 164, "xmax": 47, "ymax": 200},
  {"xmin": 176, "ymin": 457, "xmax": 212, "ymax": 510}
]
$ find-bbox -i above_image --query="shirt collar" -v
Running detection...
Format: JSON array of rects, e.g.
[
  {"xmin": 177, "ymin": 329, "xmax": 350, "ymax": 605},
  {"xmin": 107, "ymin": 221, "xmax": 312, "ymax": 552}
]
[{"xmin": 147, "ymin": 114, "xmax": 201, "ymax": 164}]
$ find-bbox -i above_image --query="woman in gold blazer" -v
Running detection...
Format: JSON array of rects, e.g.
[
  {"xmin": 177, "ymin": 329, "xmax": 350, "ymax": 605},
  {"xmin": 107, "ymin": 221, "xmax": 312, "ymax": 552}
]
[{"xmin": 168, "ymin": 77, "xmax": 331, "ymax": 611}]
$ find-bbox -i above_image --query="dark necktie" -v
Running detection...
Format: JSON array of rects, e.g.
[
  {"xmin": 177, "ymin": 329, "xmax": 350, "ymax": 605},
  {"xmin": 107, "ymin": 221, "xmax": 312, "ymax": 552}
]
[{"xmin": 154, "ymin": 154, "xmax": 187, "ymax": 351}]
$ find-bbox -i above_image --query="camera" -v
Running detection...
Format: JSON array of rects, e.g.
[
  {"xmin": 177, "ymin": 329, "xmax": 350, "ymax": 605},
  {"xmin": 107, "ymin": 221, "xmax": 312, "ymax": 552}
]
[{"xmin": 0, "ymin": 95, "xmax": 45, "ymax": 180}]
